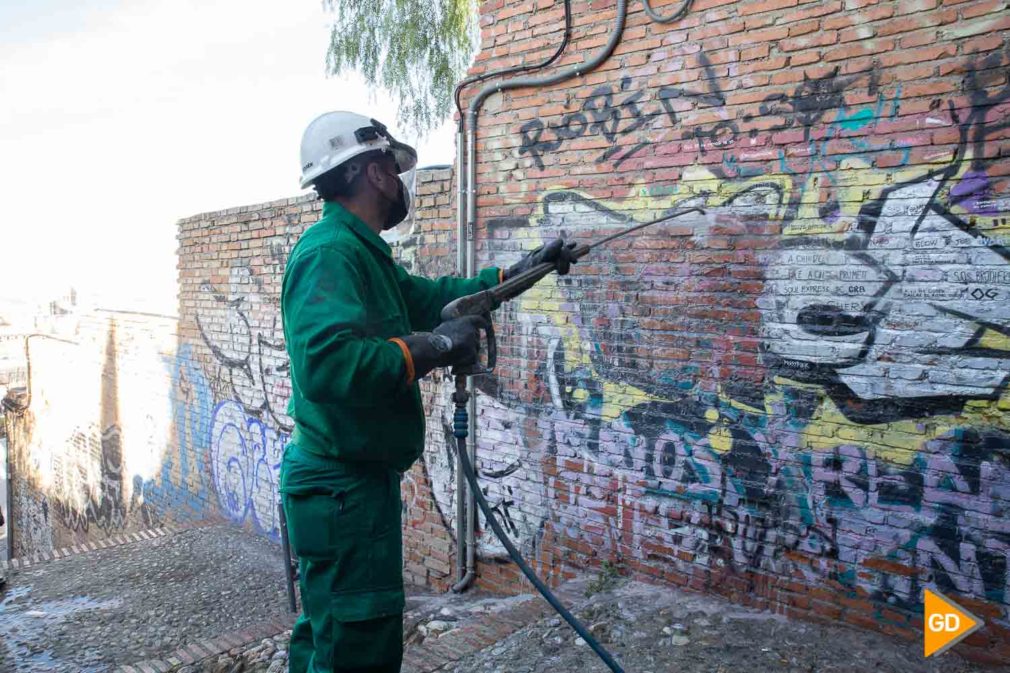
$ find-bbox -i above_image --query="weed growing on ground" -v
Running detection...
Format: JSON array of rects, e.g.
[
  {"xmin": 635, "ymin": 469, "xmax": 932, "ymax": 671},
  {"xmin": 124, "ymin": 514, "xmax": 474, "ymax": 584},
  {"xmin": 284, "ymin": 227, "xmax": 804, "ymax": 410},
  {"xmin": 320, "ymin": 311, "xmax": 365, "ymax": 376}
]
[{"xmin": 585, "ymin": 559, "xmax": 622, "ymax": 597}]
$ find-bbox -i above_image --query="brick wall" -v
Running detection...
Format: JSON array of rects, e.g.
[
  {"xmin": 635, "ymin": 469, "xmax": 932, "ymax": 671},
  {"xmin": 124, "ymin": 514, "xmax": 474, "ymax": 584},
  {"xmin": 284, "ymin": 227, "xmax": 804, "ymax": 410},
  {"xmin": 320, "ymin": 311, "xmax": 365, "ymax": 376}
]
[
  {"xmin": 447, "ymin": 0, "xmax": 1010, "ymax": 663},
  {"xmin": 1, "ymin": 311, "xmax": 183, "ymax": 556},
  {"xmin": 172, "ymin": 169, "xmax": 462, "ymax": 583},
  {"xmin": 174, "ymin": 196, "xmax": 308, "ymax": 543},
  {"xmin": 0, "ymin": 171, "xmax": 462, "ymax": 580},
  {"xmin": 6, "ymin": 0, "xmax": 1008, "ymax": 660}
]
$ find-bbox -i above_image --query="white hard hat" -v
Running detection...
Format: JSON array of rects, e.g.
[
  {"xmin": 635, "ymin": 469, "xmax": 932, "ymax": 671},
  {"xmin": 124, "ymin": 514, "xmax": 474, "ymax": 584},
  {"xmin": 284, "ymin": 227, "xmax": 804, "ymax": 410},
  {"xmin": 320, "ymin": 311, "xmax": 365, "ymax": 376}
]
[{"xmin": 299, "ymin": 111, "xmax": 417, "ymax": 189}]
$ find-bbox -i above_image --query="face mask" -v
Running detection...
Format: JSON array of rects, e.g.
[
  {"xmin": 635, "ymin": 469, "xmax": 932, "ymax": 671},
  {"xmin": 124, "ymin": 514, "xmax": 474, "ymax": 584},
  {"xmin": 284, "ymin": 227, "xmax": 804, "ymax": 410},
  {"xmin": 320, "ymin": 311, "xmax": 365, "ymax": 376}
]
[{"xmin": 382, "ymin": 174, "xmax": 410, "ymax": 230}]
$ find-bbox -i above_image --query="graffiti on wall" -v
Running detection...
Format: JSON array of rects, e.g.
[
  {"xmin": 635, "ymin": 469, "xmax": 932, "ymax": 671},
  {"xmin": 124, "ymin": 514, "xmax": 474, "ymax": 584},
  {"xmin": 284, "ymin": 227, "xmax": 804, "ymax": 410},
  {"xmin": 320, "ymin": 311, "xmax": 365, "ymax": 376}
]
[
  {"xmin": 209, "ymin": 399, "xmax": 288, "ymax": 539},
  {"xmin": 763, "ymin": 177, "xmax": 1010, "ymax": 417},
  {"xmin": 197, "ymin": 254, "xmax": 293, "ymax": 434},
  {"xmin": 420, "ymin": 368, "xmax": 549, "ymax": 557},
  {"xmin": 51, "ymin": 424, "xmax": 128, "ymax": 534},
  {"xmin": 543, "ymin": 326, "xmax": 1010, "ymax": 609},
  {"xmin": 138, "ymin": 344, "xmax": 215, "ymax": 526},
  {"xmin": 520, "ymin": 75, "xmax": 655, "ymax": 170},
  {"xmin": 3, "ymin": 319, "xmax": 185, "ymax": 551},
  {"xmin": 41, "ymin": 320, "xmax": 131, "ymax": 537},
  {"xmin": 421, "ymin": 45, "xmax": 1010, "ymax": 617},
  {"xmin": 195, "ymin": 239, "xmax": 294, "ymax": 538}
]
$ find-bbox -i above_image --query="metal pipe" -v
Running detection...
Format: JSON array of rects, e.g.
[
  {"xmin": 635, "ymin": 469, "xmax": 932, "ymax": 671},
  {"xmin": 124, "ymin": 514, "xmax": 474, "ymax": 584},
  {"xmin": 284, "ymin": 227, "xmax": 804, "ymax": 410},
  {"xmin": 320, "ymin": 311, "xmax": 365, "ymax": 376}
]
[
  {"xmin": 641, "ymin": 0, "xmax": 691, "ymax": 23},
  {"xmin": 453, "ymin": 0, "xmax": 623, "ymax": 594},
  {"xmin": 466, "ymin": 0, "xmax": 628, "ymax": 126},
  {"xmin": 451, "ymin": 0, "xmax": 628, "ymax": 593},
  {"xmin": 452, "ymin": 121, "xmax": 475, "ymax": 592},
  {"xmin": 452, "ymin": 121, "xmax": 481, "ymax": 592},
  {"xmin": 453, "ymin": 0, "xmax": 572, "ymax": 118},
  {"xmin": 464, "ymin": 143, "xmax": 479, "ymax": 587},
  {"xmin": 456, "ymin": 122, "xmax": 467, "ymax": 277}
]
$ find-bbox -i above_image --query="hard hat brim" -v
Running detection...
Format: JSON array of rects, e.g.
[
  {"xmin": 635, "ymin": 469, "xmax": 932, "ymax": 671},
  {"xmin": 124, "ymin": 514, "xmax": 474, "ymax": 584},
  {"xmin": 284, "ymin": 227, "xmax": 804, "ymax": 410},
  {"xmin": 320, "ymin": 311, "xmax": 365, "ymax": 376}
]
[{"xmin": 299, "ymin": 111, "xmax": 418, "ymax": 190}]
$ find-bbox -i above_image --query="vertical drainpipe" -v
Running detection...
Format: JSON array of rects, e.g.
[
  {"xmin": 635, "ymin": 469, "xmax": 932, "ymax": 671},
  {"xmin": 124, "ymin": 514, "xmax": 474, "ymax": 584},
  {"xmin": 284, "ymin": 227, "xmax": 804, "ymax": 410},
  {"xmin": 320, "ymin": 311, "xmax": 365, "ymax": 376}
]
[
  {"xmin": 449, "ymin": 0, "xmax": 573, "ymax": 593},
  {"xmin": 452, "ymin": 120, "xmax": 474, "ymax": 591},
  {"xmin": 453, "ymin": 0, "xmax": 628, "ymax": 590},
  {"xmin": 451, "ymin": 114, "xmax": 481, "ymax": 593},
  {"xmin": 463, "ymin": 111, "xmax": 480, "ymax": 587},
  {"xmin": 452, "ymin": 0, "xmax": 624, "ymax": 594}
]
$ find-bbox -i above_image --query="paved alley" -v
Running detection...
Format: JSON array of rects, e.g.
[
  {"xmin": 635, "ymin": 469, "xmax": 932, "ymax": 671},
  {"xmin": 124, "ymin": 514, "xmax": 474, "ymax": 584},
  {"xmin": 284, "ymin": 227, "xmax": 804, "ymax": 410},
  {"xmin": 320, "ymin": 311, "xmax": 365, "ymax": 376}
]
[
  {"xmin": 0, "ymin": 525, "xmax": 1003, "ymax": 672},
  {"xmin": 0, "ymin": 525, "xmax": 294, "ymax": 672}
]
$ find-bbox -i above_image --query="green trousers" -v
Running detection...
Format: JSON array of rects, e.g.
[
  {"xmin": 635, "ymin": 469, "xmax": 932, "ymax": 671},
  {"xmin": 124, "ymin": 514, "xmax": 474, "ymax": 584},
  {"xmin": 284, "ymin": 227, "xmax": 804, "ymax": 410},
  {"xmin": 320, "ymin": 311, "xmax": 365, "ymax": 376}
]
[{"xmin": 281, "ymin": 446, "xmax": 406, "ymax": 673}]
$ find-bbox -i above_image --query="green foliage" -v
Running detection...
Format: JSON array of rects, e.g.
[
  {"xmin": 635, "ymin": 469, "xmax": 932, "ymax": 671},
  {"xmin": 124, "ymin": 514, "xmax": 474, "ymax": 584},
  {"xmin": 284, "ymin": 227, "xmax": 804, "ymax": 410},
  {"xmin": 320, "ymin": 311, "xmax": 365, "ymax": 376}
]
[
  {"xmin": 584, "ymin": 559, "xmax": 623, "ymax": 597},
  {"xmin": 324, "ymin": 0, "xmax": 478, "ymax": 135}
]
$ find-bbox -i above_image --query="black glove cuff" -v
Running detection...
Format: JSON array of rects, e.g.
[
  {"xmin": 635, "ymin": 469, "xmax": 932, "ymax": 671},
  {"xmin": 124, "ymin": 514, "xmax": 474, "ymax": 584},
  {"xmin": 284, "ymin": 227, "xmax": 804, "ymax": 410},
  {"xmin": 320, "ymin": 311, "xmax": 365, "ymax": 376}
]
[{"xmin": 399, "ymin": 334, "xmax": 445, "ymax": 382}]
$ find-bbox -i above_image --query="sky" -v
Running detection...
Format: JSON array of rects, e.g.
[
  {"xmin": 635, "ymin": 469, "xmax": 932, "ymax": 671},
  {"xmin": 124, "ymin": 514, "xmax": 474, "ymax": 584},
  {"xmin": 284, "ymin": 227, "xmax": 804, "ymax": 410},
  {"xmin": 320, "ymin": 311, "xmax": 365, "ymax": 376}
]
[{"xmin": 0, "ymin": 0, "xmax": 457, "ymax": 315}]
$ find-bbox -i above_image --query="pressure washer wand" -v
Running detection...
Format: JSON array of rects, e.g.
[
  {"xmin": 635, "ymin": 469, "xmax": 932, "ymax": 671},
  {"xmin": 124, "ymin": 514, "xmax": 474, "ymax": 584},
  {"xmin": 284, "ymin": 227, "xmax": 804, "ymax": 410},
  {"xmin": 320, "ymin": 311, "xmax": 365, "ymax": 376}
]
[
  {"xmin": 441, "ymin": 207, "xmax": 705, "ymax": 377},
  {"xmin": 464, "ymin": 204, "xmax": 702, "ymax": 309}
]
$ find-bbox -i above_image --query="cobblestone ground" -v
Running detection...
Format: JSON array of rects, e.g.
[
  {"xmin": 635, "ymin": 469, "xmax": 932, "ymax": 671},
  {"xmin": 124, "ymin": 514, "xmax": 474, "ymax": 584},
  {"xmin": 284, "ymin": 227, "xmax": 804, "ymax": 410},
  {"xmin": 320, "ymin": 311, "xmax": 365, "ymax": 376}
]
[
  {"xmin": 170, "ymin": 592, "xmax": 524, "ymax": 673},
  {"xmin": 0, "ymin": 525, "xmax": 294, "ymax": 672},
  {"xmin": 1, "ymin": 525, "xmax": 1006, "ymax": 672}
]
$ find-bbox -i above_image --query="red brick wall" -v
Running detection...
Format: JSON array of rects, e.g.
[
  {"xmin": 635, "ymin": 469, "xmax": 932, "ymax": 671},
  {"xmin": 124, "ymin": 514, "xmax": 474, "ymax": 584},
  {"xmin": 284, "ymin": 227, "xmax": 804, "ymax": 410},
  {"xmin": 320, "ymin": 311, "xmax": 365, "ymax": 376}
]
[
  {"xmin": 171, "ymin": 174, "xmax": 464, "ymax": 590},
  {"xmin": 139, "ymin": 6, "xmax": 1010, "ymax": 659},
  {"xmin": 441, "ymin": 0, "xmax": 1010, "ymax": 663},
  {"xmin": 174, "ymin": 196, "xmax": 315, "ymax": 543}
]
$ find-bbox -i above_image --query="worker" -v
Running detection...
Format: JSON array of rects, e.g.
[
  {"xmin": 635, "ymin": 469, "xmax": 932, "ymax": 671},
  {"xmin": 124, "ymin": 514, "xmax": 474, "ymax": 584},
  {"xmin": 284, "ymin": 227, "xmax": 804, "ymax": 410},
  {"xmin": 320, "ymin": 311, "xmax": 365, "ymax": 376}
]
[{"xmin": 279, "ymin": 111, "xmax": 575, "ymax": 673}]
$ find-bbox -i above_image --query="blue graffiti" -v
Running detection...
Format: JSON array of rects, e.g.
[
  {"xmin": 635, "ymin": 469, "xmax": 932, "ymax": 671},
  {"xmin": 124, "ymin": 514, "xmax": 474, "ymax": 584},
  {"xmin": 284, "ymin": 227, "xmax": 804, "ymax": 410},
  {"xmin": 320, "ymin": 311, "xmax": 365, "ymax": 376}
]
[
  {"xmin": 209, "ymin": 399, "xmax": 288, "ymax": 539},
  {"xmin": 777, "ymin": 86, "xmax": 911, "ymax": 219},
  {"xmin": 138, "ymin": 344, "xmax": 213, "ymax": 523}
]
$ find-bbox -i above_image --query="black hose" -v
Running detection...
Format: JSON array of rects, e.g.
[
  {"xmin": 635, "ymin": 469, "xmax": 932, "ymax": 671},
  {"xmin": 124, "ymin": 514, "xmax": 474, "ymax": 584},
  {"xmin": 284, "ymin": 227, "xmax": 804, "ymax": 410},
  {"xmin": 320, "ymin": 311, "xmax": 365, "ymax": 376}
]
[
  {"xmin": 453, "ymin": 0, "xmax": 572, "ymax": 117},
  {"xmin": 640, "ymin": 0, "xmax": 691, "ymax": 23},
  {"xmin": 453, "ymin": 395, "xmax": 626, "ymax": 673}
]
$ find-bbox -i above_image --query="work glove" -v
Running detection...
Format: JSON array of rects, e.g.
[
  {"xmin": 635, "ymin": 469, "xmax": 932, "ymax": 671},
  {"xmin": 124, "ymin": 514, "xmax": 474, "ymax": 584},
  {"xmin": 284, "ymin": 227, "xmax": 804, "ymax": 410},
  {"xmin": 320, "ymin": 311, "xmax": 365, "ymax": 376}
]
[
  {"xmin": 398, "ymin": 314, "xmax": 489, "ymax": 382},
  {"xmin": 504, "ymin": 237, "xmax": 577, "ymax": 281}
]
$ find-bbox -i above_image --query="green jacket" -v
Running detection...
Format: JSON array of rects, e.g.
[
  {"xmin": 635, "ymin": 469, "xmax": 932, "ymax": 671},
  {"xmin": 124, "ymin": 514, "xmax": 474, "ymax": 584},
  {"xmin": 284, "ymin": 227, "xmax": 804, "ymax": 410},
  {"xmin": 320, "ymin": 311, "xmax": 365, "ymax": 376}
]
[{"xmin": 280, "ymin": 200, "xmax": 501, "ymax": 474}]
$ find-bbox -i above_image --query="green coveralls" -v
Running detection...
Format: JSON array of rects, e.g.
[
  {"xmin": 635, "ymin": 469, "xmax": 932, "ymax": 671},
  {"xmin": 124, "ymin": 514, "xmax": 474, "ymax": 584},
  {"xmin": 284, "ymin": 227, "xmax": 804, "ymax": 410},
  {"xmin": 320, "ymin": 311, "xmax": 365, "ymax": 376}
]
[{"xmin": 279, "ymin": 200, "xmax": 500, "ymax": 673}]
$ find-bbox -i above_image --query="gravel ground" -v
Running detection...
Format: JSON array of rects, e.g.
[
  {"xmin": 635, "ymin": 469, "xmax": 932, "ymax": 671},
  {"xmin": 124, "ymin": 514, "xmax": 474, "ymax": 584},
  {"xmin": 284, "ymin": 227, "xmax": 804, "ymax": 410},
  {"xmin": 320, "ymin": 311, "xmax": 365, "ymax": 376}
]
[
  {"xmin": 0, "ymin": 525, "xmax": 293, "ymax": 672},
  {"xmin": 194, "ymin": 577, "xmax": 1008, "ymax": 673},
  {"xmin": 442, "ymin": 579, "xmax": 1004, "ymax": 673}
]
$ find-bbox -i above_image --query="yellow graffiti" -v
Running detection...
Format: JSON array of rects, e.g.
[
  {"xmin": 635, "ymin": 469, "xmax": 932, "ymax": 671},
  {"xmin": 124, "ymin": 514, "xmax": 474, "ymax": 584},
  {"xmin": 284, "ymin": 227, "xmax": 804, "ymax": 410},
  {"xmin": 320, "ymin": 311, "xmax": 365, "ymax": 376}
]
[
  {"xmin": 707, "ymin": 423, "xmax": 733, "ymax": 454},
  {"xmin": 516, "ymin": 160, "xmax": 1010, "ymax": 465}
]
